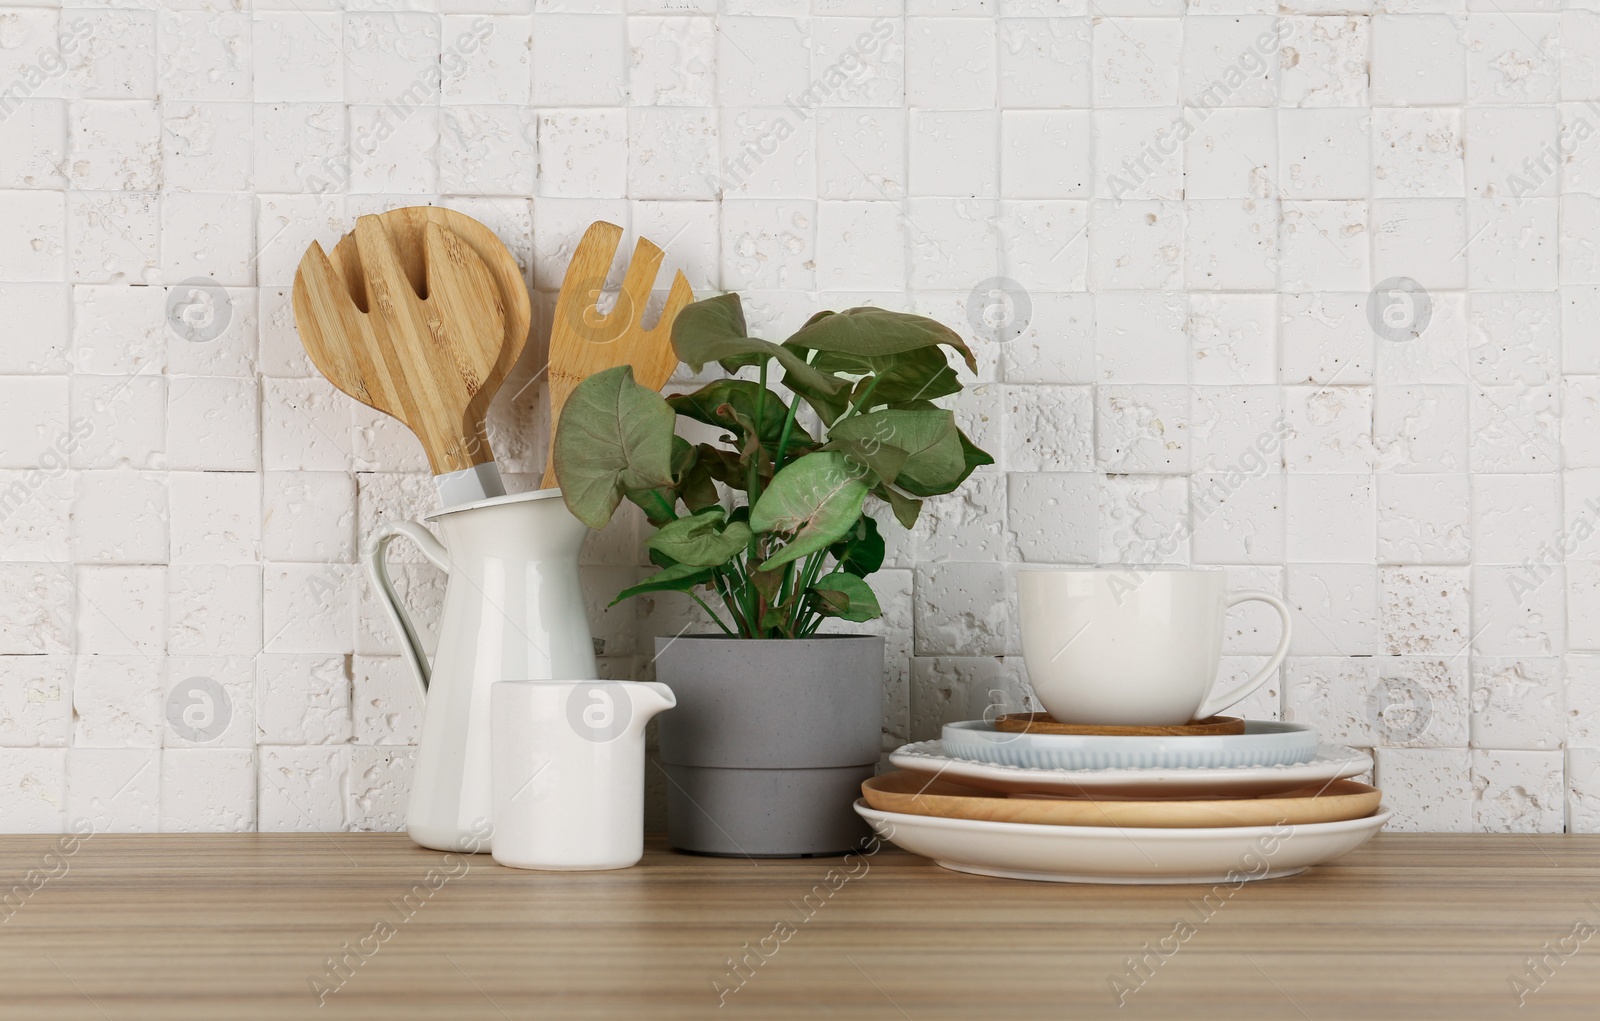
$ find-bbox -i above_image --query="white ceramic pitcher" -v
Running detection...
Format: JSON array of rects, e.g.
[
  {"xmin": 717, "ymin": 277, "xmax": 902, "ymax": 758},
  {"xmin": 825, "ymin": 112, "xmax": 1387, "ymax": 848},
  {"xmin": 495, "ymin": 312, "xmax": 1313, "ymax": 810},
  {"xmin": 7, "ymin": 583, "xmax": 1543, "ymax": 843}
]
[
  {"xmin": 366, "ymin": 488, "xmax": 596, "ymax": 852},
  {"xmin": 490, "ymin": 680, "xmax": 676, "ymax": 871}
]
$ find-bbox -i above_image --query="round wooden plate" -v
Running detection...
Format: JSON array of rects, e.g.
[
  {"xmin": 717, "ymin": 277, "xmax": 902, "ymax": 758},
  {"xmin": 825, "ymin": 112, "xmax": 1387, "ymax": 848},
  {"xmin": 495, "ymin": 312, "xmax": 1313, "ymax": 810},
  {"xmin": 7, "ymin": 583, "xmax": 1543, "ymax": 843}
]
[
  {"xmin": 992, "ymin": 712, "xmax": 1247, "ymax": 737},
  {"xmin": 861, "ymin": 771, "xmax": 1382, "ymax": 829}
]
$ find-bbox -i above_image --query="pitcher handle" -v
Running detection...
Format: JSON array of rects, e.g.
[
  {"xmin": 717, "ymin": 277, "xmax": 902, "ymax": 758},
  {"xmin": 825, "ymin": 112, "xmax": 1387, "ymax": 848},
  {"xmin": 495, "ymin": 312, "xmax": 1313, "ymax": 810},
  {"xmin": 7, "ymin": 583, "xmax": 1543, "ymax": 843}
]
[
  {"xmin": 365, "ymin": 520, "xmax": 452, "ymax": 698},
  {"xmin": 1194, "ymin": 591, "xmax": 1293, "ymax": 720}
]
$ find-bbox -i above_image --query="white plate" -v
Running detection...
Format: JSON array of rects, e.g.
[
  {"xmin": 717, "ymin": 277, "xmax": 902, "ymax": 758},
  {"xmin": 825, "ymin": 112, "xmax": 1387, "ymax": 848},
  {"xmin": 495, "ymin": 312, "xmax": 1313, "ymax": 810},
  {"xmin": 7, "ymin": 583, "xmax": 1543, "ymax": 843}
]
[
  {"xmin": 940, "ymin": 719, "xmax": 1319, "ymax": 771},
  {"xmin": 890, "ymin": 740, "xmax": 1372, "ymax": 799},
  {"xmin": 855, "ymin": 800, "xmax": 1390, "ymax": 884}
]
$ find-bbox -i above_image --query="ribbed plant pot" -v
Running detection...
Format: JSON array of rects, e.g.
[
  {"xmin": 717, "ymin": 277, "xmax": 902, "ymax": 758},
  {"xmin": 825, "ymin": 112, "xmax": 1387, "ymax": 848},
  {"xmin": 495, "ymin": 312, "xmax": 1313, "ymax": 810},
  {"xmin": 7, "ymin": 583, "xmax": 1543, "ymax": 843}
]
[{"xmin": 654, "ymin": 635, "xmax": 884, "ymax": 857}]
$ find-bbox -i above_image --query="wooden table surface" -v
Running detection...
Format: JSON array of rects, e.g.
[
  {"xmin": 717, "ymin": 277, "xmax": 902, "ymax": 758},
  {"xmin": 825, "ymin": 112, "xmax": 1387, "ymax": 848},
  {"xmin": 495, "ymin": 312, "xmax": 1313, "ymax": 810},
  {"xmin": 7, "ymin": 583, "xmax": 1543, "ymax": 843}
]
[{"xmin": 2, "ymin": 832, "xmax": 1598, "ymax": 1020}]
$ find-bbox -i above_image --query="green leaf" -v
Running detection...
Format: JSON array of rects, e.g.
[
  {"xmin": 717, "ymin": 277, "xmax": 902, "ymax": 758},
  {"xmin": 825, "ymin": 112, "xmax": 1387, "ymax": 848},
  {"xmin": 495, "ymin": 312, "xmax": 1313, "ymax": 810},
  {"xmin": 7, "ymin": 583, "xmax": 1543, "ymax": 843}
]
[
  {"xmin": 676, "ymin": 454, "xmax": 721, "ymax": 512},
  {"xmin": 669, "ymin": 291, "xmax": 751, "ymax": 361},
  {"xmin": 823, "ymin": 436, "xmax": 909, "ymax": 489},
  {"xmin": 872, "ymin": 484, "xmax": 923, "ymax": 529},
  {"xmin": 829, "ymin": 409, "xmax": 967, "ymax": 497},
  {"xmin": 757, "ymin": 605, "xmax": 792, "ymax": 638},
  {"xmin": 810, "ymin": 572, "xmax": 883, "ymax": 623},
  {"xmin": 734, "ymin": 415, "xmax": 773, "ymax": 492},
  {"xmin": 685, "ymin": 439, "xmax": 785, "ymax": 497},
  {"xmin": 778, "ymin": 357, "xmax": 853, "ymax": 425},
  {"xmin": 554, "ymin": 365, "xmax": 677, "ymax": 529},
  {"xmin": 828, "ymin": 516, "xmax": 886, "ymax": 578},
  {"xmin": 816, "ymin": 345, "xmax": 961, "ymax": 406},
  {"xmin": 672, "ymin": 294, "xmax": 846, "ymax": 399},
  {"xmin": 957, "ymin": 430, "xmax": 997, "ymax": 486},
  {"xmin": 625, "ymin": 486, "xmax": 679, "ymax": 526},
  {"xmin": 646, "ymin": 507, "xmax": 752, "ymax": 568},
  {"xmin": 749, "ymin": 559, "xmax": 786, "ymax": 603},
  {"xmin": 882, "ymin": 401, "xmax": 994, "ymax": 486},
  {"xmin": 666, "ymin": 436, "xmax": 719, "ymax": 513},
  {"xmin": 786, "ymin": 306, "xmax": 978, "ymax": 373},
  {"xmin": 646, "ymin": 546, "xmax": 676, "ymax": 570},
  {"xmin": 688, "ymin": 443, "xmax": 746, "ymax": 489},
  {"xmin": 670, "ymin": 435, "xmax": 695, "ymax": 476},
  {"xmin": 668, "ymin": 379, "xmax": 811, "ymax": 448},
  {"xmin": 748, "ymin": 452, "xmax": 870, "ymax": 571},
  {"xmin": 610, "ymin": 561, "xmax": 714, "ymax": 606}
]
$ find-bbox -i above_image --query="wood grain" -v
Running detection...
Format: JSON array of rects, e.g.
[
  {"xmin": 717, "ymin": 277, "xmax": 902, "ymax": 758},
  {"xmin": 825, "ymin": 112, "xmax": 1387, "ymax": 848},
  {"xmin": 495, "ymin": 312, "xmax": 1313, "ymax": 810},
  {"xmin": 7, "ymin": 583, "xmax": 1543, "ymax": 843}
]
[
  {"xmin": 540, "ymin": 220, "xmax": 691, "ymax": 490},
  {"xmin": 861, "ymin": 771, "xmax": 1383, "ymax": 828},
  {"xmin": 292, "ymin": 207, "xmax": 531, "ymax": 475},
  {"xmin": 993, "ymin": 712, "xmax": 1247, "ymax": 736},
  {"xmin": 1, "ymin": 833, "xmax": 1597, "ymax": 1019}
]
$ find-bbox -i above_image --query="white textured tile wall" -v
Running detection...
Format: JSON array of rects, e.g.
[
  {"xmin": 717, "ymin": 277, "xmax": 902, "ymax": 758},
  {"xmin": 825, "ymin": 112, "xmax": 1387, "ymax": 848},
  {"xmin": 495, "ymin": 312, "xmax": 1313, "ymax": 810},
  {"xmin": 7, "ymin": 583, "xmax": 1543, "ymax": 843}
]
[{"xmin": 0, "ymin": 0, "xmax": 1597, "ymax": 834}]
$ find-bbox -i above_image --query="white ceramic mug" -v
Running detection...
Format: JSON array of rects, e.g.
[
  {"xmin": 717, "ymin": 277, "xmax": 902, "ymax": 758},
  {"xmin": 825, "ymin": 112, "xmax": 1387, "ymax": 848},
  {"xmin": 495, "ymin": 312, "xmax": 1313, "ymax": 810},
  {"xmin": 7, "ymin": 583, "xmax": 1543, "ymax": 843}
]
[
  {"xmin": 1017, "ymin": 567, "xmax": 1292, "ymax": 726},
  {"xmin": 490, "ymin": 680, "xmax": 675, "ymax": 871}
]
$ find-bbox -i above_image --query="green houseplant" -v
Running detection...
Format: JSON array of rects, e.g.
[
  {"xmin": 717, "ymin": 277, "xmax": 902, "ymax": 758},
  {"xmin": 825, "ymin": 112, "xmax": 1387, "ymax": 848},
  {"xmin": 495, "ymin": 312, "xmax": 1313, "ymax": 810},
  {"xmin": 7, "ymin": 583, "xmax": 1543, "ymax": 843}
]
[{"xmin": 555, "ymin": 294, "xmax": 994, "ymax": 855}]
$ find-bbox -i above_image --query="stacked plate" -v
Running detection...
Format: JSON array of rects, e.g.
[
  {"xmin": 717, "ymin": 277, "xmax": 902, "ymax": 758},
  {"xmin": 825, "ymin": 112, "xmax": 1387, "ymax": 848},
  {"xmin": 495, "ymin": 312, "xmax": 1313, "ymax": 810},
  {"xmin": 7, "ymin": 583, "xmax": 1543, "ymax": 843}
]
[{"xmin": 856, "ymin": 717, "xmax": 1387, "ymax": 884}]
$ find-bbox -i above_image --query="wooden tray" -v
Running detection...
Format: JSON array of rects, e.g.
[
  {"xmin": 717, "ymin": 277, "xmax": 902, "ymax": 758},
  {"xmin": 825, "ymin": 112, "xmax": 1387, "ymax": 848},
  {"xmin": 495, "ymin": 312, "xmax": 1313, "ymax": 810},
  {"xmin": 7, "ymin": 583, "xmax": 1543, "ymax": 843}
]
[
  {"xmin": 861, "ymin": 771, "xmax": 1382, "ymax": 829},
  {"xmin": 992, "ymin": 712, "xmax": 1246, "ymax": 737}
]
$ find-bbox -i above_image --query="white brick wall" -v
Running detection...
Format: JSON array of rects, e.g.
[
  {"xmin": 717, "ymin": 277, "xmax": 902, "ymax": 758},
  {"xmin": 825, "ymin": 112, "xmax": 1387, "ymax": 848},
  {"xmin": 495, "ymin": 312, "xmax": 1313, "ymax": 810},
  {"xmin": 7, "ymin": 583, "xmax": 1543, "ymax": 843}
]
[{"xmin": 0, "ymin": 2, "xmax": 1597, "ymax": 834}]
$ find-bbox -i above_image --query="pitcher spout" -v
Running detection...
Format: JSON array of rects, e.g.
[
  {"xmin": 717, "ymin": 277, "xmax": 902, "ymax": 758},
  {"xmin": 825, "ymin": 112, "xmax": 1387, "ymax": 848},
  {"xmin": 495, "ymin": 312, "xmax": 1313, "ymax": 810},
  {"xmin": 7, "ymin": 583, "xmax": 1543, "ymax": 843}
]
[{"xmin": 627, "ymin": 682, "xmax": 676, "ymax": 734}]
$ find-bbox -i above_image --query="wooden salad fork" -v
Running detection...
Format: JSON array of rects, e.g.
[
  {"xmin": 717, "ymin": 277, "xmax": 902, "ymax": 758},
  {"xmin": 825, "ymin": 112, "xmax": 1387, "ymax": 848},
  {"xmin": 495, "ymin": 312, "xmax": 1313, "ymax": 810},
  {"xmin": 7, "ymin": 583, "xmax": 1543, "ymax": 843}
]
[
  {"xmin": 539, "ymin": 221, "xmax": 693, "ymax": 490},
  {"xmin": 294, "ymin": 212, "xmax": 518, "ymax": 502}
]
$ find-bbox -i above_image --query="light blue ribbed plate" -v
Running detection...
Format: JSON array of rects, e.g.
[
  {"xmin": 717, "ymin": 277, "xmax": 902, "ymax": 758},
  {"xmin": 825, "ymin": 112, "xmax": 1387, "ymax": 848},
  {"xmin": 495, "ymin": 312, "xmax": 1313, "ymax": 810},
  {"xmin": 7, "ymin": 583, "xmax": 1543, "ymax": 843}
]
[
  {"xmin": 940, "ymin": 720, "xmax": 1320, "ymax": 771},
  {"xmin": 890, "ymin": 741, "xmax": 1370, "ymax": 798}
]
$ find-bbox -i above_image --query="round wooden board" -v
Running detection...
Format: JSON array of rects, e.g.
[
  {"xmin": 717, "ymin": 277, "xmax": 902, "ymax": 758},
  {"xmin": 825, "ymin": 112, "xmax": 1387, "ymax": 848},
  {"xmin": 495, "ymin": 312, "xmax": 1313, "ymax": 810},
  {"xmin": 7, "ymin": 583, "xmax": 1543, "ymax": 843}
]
[
  {"xmin": 862, "ymin": 771, "xmax": 1382, "ymax": 829},
  {"xmin": 992, "ymin": 712, "xmax": 1247, "ymax": 737}
]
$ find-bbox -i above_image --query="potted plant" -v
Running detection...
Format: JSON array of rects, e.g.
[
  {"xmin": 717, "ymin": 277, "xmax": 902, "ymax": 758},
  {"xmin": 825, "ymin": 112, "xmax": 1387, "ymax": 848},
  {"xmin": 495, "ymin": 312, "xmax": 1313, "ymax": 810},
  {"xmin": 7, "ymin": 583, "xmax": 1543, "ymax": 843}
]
[{"xmin": 554, "ymin": 294, "xmax": 993, "ymax": 856}]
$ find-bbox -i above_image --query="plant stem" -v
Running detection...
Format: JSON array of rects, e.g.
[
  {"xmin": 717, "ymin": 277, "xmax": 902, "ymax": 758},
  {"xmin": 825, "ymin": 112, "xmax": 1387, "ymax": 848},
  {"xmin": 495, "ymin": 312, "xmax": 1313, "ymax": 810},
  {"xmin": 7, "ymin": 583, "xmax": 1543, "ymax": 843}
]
[
  {"xmin": 795, "ymin": 598, "xmax": 816, "ymax": 638},
  {"xmin": 744, "ymin": 560, "xmax": 762, "ymax": 638},
  {"xmin": 776, "ymin": 557, "xmax": 795, "ymax": 612},
  {"xmin": 787, "ymin": 550, "xmax": 827, "ymax": 634},
  {"xmin": 796, "ymin": 554, "xmax": 830, "ymax": 637},
  {"xmin": 747, "ymin": 362, "xmax": 767, "ymax": 508},
  {"xmin": 689, "ymin": 591, "xmax": 734, "ymax": 635},
  {"xmin": 804, "ymin": 609, "xmax": 826, "ymax": 637},
  {"xmin": 741, "ymin": 366, "xmax": 771, "ymax": 608},
  {"xmin": 634, "ymin": 488, "xmax": 678, "ymax": 524},
  {"xmin": 728, "ymin": 555, "xmax": 761, "ymax": 639},
  {"xmin": 784, "ymin": 556, "xmax": 805, "ymax": 634},
  {"xmin": 771, "ymin": 349, "xmax": 816, "ymax": 471},
  {"xmin": 806, "ymin": 550, "xmax": 828, "ymax": 590},
  {"xmin": 831, "ymin": 375, "xmax": 881, "ymax": 428},
  {"xmin": 710, "ymin": 569, "xmax": 745, "ymax": 633},
  {"xmin": 723, "ymin": 565, "xmax": 749, "ymax": 638}
]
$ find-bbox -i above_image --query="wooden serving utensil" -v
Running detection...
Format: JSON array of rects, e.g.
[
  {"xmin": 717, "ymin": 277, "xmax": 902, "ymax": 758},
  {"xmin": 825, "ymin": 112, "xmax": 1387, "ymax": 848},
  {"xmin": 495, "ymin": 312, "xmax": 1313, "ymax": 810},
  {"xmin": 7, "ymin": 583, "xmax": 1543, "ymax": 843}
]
[
  {"xmin": 539, "ymin": 221, "xmax": 692, "ymax": 491},
  {"xmin": 991, "ymin": 713, "xmax": 1247, "ymax": 737},
  {"xmin": 293, "ymin": 207, "xmax": 531, "ymax": 506}
]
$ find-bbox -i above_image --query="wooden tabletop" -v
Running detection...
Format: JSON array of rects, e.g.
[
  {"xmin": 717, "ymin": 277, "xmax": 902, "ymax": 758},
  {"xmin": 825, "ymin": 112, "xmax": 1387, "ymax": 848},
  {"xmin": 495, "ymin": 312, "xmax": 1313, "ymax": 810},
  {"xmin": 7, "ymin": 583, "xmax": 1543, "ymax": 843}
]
[{"xmin": 2, "ymin": 832, "xmax": 1598, "ymax": 1019}]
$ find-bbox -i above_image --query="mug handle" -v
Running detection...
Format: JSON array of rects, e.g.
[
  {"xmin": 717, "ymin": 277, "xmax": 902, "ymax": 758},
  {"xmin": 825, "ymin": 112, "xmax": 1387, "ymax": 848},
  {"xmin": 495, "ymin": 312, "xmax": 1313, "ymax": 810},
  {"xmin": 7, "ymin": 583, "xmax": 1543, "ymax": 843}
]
[{"xmin": 1194, "ymin": 591, "xmax": 1293, "ymax": 720}]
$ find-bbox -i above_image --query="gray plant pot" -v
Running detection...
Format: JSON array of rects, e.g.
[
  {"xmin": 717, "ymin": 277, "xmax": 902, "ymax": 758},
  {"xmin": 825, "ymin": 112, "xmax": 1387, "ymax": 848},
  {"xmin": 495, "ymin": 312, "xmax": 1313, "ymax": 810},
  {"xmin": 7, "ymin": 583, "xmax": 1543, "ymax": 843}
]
[{"xmin": 653, "ymin": 635, "xmax": 884, "ymax": 857}]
